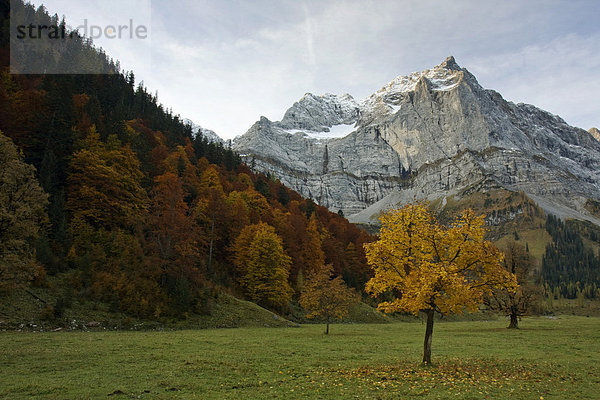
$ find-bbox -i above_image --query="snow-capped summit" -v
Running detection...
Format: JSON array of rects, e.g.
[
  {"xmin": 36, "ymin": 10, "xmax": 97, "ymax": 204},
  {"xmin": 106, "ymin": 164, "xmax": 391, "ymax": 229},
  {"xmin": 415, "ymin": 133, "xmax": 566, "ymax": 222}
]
[
  {"xmin": 359, "ymin": 56, "xmax": 465, "ymax": 124},
  {"xmin": 374, "ymin": 56, "xmax": 461, "ymax": 98},
  {"xmin": 233, "ymin": 57, "xmax": 600, "ymax": 225}
]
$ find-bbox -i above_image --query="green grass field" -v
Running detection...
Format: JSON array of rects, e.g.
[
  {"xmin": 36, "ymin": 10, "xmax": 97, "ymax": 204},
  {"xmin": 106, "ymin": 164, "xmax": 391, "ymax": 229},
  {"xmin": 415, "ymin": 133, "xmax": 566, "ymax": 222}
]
[{"xmin": 1, "ymin": 316, "xmax": 599, "ymax": 399}]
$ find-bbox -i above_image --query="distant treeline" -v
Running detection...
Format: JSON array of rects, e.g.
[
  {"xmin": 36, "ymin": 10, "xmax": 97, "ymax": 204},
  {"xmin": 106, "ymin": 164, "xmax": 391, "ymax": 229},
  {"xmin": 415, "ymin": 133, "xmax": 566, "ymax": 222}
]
[{"xmin": 542, "ymin": 215, "xmax": 600, "ymax": 299}]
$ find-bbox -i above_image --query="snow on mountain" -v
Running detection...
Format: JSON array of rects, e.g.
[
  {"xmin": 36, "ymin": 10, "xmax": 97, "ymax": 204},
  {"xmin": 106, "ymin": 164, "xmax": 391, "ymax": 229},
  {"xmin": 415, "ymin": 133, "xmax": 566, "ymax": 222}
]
[
  {"xmin": 233, "ymin": 56, "xmax": 600, "ymax": 225},
  {"xmin": 365, "ymin": 56, "xmax": 461, "ymax": 103},
  {"xmin": 282, "ymin": 122, "xmax": 358, "ymax": 141}
]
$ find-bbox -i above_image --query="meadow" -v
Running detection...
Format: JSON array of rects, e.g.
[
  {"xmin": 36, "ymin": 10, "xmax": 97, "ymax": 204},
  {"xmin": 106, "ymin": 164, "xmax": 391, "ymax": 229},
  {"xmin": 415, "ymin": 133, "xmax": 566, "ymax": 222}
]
[{"xmin": 0, "ymin": 316, "xmax": 599, "ymax": 399}]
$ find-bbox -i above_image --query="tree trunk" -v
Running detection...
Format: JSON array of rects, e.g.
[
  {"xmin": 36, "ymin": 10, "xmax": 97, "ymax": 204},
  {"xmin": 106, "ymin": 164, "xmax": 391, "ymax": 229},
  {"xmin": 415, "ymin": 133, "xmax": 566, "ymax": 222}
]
[
  {"xmin": 508, "ymin": 311, "xmax": 519, "ymax": 329},
  {"xmin": 325, "ymin": 321, "xmax": 330, "ymax": 335},
  {"xmin": 207, "ymin": 212, "xmax": 215, "ymax": 276},
  {"xmin": 423, "ymin": 308, "xmax": 434, "ymax": 364}
]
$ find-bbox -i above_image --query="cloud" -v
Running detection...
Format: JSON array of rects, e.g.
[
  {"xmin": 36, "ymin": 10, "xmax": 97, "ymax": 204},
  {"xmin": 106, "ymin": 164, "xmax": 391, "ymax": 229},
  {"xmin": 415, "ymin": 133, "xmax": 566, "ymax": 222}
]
[
  {"xmin": 33, "ymin": 0, "xmax": 600, "ymax": 137},
  {"xmin": 467, "ymin": 33, "xmax": 600, "ymax": 130}
]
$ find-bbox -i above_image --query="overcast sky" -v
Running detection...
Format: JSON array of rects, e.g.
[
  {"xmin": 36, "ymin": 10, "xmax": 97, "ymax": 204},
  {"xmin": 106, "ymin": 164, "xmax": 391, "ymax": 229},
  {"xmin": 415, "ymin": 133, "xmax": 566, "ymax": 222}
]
[{"xmin": 37, "ymin": 0, "xmax": 600, "ymax": 139}]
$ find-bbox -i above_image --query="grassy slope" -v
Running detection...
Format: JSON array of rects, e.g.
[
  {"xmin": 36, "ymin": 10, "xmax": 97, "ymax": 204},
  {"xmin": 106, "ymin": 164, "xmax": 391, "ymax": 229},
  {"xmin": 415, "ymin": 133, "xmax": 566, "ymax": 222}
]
[
  {"xmin": 0, "ymin": 283, "xmax": 298, "ymax": 331},
  {"xmin": 0, "ymin": 316, "xmax": 598, "ymax": 399},
  {"xmin": 434, "ymin": 189, "xmax": 552, "ymax": 262},
  {"xmin": 0, "ymin": 272, "xmax": 394, "ymax": 331}
]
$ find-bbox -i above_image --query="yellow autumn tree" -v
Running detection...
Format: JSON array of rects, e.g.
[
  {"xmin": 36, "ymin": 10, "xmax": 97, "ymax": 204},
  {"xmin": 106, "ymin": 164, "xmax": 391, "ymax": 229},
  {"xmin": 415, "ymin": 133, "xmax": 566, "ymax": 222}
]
[
  {"xmin": 0, "ymin": 132, "xmax": 48, "ymax": 294},
  {"xmin": 67, "ymin": 130, "xmax": 148, "ymax": 232},
  {"xmin": 232, "ymin": 223, "xmax": 293, "ymax": 310},
  {"xmin": 301, "ymin": 214, "xmax": 325, "ymax": 277},
  {"xmin": 299, "ymin": 263, "xmax": 359, "ymax": 334},
  {"xmin": 365, "ymin": 203, "xmax": 517, "ymax": 364}
]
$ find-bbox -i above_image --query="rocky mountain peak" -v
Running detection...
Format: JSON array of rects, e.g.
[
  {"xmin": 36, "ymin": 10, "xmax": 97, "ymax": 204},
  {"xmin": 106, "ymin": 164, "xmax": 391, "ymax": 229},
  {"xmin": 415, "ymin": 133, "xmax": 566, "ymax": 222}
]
[
  {"xmin": 589, "ymin": 127, "xmax": 600, "ymax": 141},
  {"xmin": 358, "ymin": 56, "xmax": 468, "ymax": 126},
  {"xmin": 439, "ymin": 55, "xmax": 460, "ymax": 70},
  {"xmin": 372, "ymin": 57, "xmax": 462, "ymax": 98},
  {"xmin": 233, "ymin": 57, "xmax": 600, "ymax": 225},
  {"xmin": 277, "ymin": 92, "xmax": 359, "ymax": 132}
]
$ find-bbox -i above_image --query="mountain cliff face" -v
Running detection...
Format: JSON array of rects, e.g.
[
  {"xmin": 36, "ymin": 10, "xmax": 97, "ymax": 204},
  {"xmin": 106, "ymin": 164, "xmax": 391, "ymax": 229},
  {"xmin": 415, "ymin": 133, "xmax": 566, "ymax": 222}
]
[
  {"xmin": 233, "ymin": 57, "xmax": 600, "ymax": 224},
  {"xmin": 182, "ymin": 118, "xmax": 224, "ymax": 144}
]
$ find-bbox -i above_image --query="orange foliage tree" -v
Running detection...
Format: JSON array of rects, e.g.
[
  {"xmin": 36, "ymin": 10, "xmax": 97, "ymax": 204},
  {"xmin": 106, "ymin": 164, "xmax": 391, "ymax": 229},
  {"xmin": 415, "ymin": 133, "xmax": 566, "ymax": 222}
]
[
  {"xmin": 67, "ymin": 130, "xmax": 148, "ymax": 231},
  {"xmin": 299, "ymin": 263, "xmax": 358, "ymax": 334},
  {"xmin": 301, "ymin": 214, "xmax": 325, "ymax": 277},
  {"xmin": 66, "ymin": 130, "xmax": 164, "ymax": 316},
  {"xmin": 149, "ymin": 172, "xmax": 206, "ymax": 313},
  {"xmin": 365, "ymin": 203, "xmax": 517, "ymax": 364},
  {"xmin": 194, "ymin": 165, "xmax": 228, "ymax": 279}
]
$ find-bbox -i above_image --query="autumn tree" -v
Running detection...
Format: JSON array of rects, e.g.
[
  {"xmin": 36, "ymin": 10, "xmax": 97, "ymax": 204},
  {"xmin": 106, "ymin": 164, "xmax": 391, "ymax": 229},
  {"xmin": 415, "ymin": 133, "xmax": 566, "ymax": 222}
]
[
  {"xmin": 194, "ymin": 165, "xmax": 227, "ymax": 277},
  {"xmin": 0, "ymin": 132, "xmax": 48, "ymax": 293},
  {"xmin": 148, "ymin": 172, "xmax": 206, "ymax": 313},
  {"xmin": 484, "ymin": 241, "xmax": 541, "ymax": 329},
  {"xmin": 231, "ymin": 223, "xmax": 293, "ymax": 309},
  {"xmin": 365, "ymin": 203, "xmax": 517, "ymax": 364},
  {"xmin": 66, "ymin": 130, "xmax": 160, "ymax": 315},
  {"xmin": 301, "ymin": 214, "xmax": 325, "ymax": 277},
  {"xmin": 67, "ymin": 130, "xmax": 148, "ymax": 232},
  {"xmin": 66, "ymin": 131, "xmax": 149, "ymax": 270},
  {"xmin": 299, "ymin": 263, "xmax": 359, "ymax": 334}
]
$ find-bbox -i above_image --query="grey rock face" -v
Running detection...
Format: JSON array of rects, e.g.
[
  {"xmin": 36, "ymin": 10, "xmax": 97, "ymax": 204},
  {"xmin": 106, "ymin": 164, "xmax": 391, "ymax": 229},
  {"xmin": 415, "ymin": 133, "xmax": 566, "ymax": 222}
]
[
  {"xmin": 234, "ymin": 116, "xmax": 401, "ymax": 215},
  {"xmin": 233, "ymin": 57, "xmax": 600, "ymax": 223},
  {"xmin": 277, "ymin": 93, "xmax": 359, "ymax": 131},
  {"xmin": 182, "ymin": 118, "xmax": 224, "ymax": 144}
]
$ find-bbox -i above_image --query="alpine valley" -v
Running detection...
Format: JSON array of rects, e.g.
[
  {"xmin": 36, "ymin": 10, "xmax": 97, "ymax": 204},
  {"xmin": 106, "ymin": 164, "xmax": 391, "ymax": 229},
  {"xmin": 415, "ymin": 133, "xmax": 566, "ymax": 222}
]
[{"xmin": 233, "ymin": 57, "xmax": 600, "ymax": 227}]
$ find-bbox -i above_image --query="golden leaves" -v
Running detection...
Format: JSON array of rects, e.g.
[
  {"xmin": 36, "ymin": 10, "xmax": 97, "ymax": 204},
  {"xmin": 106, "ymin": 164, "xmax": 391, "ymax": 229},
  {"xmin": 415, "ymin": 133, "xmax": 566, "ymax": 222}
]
[
  {"xmin": 365, "ymin": 203, "xmax": 517, "ymax": 316},
  {"xmin": 0, "ymin": 132, "xmax": 49, "ymax": 292},
  {"xmin": 231, "ymin": 223, "xmax": 293, "ymax": 309},
  {"xmin": 334, "ymin": 358, "xmax": 566, "ymax": 397}
]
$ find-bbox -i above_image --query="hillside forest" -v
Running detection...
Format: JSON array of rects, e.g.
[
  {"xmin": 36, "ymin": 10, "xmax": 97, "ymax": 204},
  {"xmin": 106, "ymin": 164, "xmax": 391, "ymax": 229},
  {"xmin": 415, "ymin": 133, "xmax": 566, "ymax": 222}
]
[
  {"xmin": 1, "ymin": 1, "xmax": 373, "ymax": 319},
  {"xmin": 1, "ymin": 1, "xmax": 599, "ymax": 324}
]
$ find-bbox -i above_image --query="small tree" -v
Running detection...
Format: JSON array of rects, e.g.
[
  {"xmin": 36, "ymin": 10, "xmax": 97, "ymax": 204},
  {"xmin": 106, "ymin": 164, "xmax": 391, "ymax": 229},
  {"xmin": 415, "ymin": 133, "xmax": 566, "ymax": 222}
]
[
  {"xmin": 300, "ymin": 264, "xmax": 358, "ymax": 334},
  {"xmin": 365, "ymin": 203, "xmax": 517, "ymax": 364},
  {"xmin": 484, "ymin": 241, "xmax": 541, "ymax": 328}
]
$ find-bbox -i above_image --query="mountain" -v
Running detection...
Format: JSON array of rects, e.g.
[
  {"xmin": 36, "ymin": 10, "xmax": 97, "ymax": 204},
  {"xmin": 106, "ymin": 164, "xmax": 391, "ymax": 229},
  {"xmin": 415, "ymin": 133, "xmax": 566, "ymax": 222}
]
[
  {"xmin": 181, "ymin": 118, "xmax": 224, "ymax": 144},
  {"xmin": 233, "ymin": 57, "xmax": 600, "ymax": 225},
  {"xmin": 590, "ymin": 127, "xmax": 600, "ymax": 141}
]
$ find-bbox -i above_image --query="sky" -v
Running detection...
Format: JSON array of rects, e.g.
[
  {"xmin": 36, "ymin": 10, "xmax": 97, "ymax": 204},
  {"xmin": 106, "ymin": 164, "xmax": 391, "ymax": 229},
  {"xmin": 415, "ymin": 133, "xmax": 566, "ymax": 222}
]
[{"xmin": 35, "ymin": 0, "xmax": 600, "ymax": 139}]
